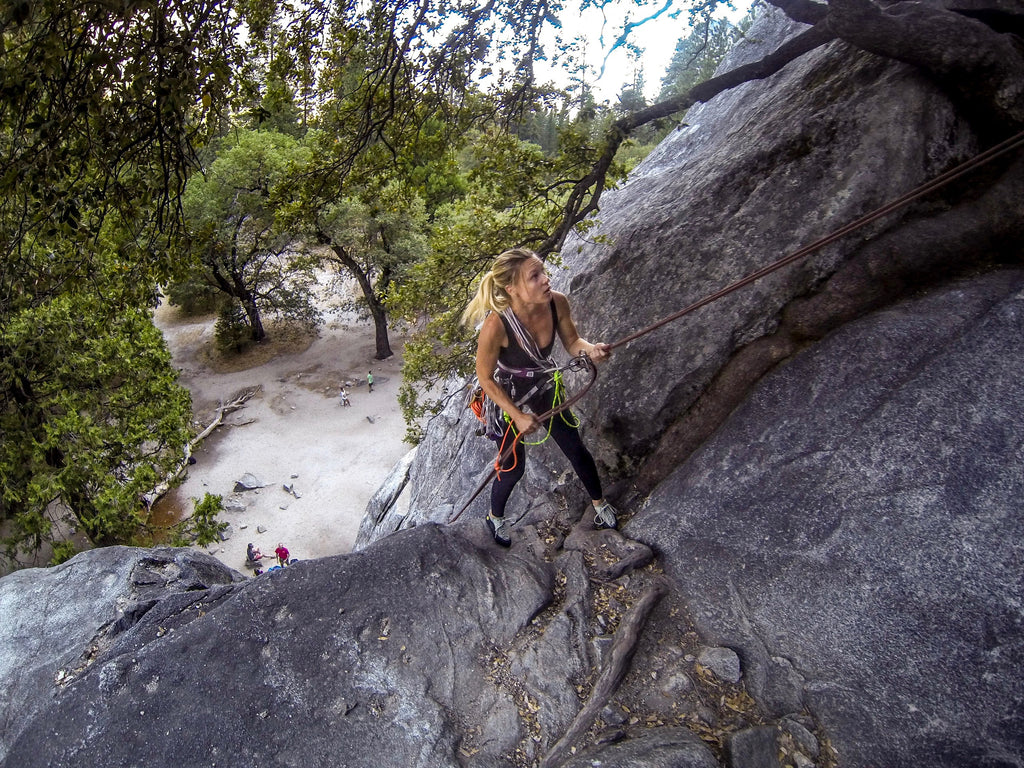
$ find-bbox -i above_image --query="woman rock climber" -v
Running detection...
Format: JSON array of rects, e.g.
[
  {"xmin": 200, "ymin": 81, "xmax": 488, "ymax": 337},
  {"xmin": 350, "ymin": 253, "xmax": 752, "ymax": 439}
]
[{"xmin": 462, "ymin": 248, "xmax": 618, "ymax": 547}]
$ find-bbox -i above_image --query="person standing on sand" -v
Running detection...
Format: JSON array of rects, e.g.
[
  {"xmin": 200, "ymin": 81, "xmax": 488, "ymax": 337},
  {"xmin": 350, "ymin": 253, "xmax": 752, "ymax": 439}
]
[
  {"xmin": 339, "ymin": 387, "xmax": 351, "ymax": 406},
  {"xmin": 367, "ymin": 371, "xmax": 374, "ymax": 392},
  {"xmin": 275, "ymin": 543, "xmax": 289, "ymax": 566}
]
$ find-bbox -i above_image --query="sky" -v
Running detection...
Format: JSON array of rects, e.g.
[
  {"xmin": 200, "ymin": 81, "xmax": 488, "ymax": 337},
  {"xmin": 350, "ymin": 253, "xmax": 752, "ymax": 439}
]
[{"xmin": 536, "ymin": 0, "xmax": 755, "ymax": 102}]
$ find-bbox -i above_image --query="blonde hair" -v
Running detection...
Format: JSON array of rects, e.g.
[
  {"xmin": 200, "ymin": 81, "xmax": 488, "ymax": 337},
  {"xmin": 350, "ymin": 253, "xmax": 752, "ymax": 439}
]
[{"xmin": 461, "ymin": 248, "xmax": 538, "ymax": 328}]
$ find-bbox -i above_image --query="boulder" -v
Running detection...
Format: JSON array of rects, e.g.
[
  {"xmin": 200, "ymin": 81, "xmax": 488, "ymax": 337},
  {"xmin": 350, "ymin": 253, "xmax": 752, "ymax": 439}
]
[
  {"xmin": 1, "ymin": 510, "xmax": 743, "ymax": 768},
  {"xmin": 0, "ymin": 547, "xmax": 243, "ymax": 761},
  {"xmin": 233, "ymin": 472, "xmax": 267, "ymax": 492},
  {"xmin": 1, "ymin": 524, "xmax": 575, "ymax": 768},
  {"xmin": 630, "ymin": 270, "xmax": 1024, "ymax": 766}
]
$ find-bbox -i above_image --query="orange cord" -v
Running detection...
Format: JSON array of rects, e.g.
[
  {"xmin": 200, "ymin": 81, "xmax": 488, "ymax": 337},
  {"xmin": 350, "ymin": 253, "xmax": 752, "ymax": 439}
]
[
  {"xmin": 492, "ymin": 371, "xmax": 579, "ymax": 477},
  {"xmin": 494, "ymin": 420, "xmax": 520, "ymax": 477}
]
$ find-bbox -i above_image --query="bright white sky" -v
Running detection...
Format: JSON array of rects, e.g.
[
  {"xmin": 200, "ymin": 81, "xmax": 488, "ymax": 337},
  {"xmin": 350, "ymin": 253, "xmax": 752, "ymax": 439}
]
[{"xmin": 536, "ymin": 0, "xmax": 755, "ymax": 102}]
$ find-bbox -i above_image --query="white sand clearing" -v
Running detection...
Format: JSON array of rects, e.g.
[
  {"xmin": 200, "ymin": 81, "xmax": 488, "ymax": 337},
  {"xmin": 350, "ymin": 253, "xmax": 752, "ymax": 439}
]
[{"xmin": 152, "ymin": 296, "xmax": 413, "ymax": 575}]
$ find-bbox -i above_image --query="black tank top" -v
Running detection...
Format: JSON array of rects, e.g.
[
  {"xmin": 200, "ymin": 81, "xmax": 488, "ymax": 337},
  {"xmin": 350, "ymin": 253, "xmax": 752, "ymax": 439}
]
[{"xmin": 497, "ymin": 301, "xmax": 559, "ymax": 372}]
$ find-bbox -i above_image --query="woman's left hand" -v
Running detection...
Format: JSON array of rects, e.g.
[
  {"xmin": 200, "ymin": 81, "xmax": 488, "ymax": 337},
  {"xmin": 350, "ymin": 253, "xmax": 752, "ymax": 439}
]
[{"xmin": 588, "ymin": 342, "xmax": 611, "ymax": 363}]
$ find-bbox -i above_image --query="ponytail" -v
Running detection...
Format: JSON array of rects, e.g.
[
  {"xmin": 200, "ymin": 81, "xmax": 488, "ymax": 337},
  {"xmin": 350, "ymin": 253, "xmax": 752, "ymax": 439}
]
[{"xmin": 461, "ymin": 248, "xmax": 537, "ymax": 329}]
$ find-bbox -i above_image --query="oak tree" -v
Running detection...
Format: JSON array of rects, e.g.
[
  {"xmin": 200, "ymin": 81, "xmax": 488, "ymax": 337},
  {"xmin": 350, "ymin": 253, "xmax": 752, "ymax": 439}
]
[
  {"xmin": 181, "ymin": 129, "xmax": 320, "ymax": 345},
  {"xmin": 1, "ymin": 0, "xmax": 234, "ymax": 565}
]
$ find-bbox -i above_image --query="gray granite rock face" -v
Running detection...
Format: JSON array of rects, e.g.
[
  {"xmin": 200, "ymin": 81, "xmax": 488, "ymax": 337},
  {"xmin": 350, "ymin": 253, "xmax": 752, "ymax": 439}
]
[
  {"xmin": 0, "ymin": 547, "xmax": 243, "ymax": 761},
  {"xmin": 0, "ymin": 524, "xmax": 569, "ymax": 768},
  {"xmin": 553, "ymin": 12, "xmax": 978, "ymax": 476},
  {"xmin": 4, "ymin": 6, "xmax": 1024, "ymax": 768},
  {"xmin": 630, "ymin": 270, "xmax": 1024, "ymax": 767},
  {"xmin": 2, "ymin": 517, "xmax": 691, "ymax": 768}
]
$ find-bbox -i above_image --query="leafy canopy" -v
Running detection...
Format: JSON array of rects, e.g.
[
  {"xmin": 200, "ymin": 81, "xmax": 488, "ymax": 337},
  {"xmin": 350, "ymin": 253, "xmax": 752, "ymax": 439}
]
[
  {"xmin": 1, "ymin": 0, "xmax": 233, "ymax": 566},
  {"xmin": 181, "ymin": 129, "xmax": 321, "ymax": 343},
  {"xmin": 1, "ymin": 0, "xmax": 731, "ymax": 564}
]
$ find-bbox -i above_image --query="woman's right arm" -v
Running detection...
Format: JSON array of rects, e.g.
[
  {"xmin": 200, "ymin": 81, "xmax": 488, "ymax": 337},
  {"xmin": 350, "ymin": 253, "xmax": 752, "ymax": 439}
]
[{"xmin": 476, "ymin": 314, "xmax": 540, "ymax": 435}]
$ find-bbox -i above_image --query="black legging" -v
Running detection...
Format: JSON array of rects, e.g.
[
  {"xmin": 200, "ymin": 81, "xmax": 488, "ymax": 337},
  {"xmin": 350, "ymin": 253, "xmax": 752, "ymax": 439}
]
[{"xmin": 490, "ymin": 381, "xmax": 603, "ymax": 517}]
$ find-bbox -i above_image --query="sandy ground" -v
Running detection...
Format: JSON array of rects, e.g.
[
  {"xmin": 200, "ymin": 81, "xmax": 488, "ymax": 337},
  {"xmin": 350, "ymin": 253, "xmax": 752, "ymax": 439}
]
[{"xmin": 152, "ymin": 293, "xmax": 413, "ymax": 575}]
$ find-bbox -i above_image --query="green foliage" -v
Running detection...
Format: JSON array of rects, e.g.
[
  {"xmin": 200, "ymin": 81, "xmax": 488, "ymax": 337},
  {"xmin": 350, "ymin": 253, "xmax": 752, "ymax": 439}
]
[
  {"xmin": 0, "ymin": 0, "xmax": 234, "ymax": 270},
  {"xmin": 246, "ymin": 73, "xmax": 306, "ymax": 137},
  {"xmin": 171, "ymin": 493, "xmax": 227, "ymax": 548},
  {"xmin": 514, "ymin": 104, "xmax": 575, "ymax": 156},
  {"xmin": 214, "ymin": 301, "xmax": 253, "ymax": 354},
  {"xmin": 179, "ymin": 129, "xmax": 322, "ymax": 343},
  {"xmin": 616, "ymin": 81, "xmax": 649, "ymax": 115},
  {"xmin": 274, "ymin": 39, "xmax": 469, "ymax": 359},
  {"xmin": 165, "ymin": 280, "xmax": 224, "ymax": 316},
  {"xmin": 312, "ymin": 178, "xmax": 431, "ymax": 359},
  {"xmin": 320, "ymin": 182, "xmax": 430, "ymax": 284},
  {"xmin": 49, "ymin": 540, "xmax": 78, "ymax": 567},
  {"xmin": 1, "ymin": 0, "xmax": 237, "ymax": 568},
  {"xmin": 0, "ymin": 292, "xmax": 193, "ymax": 561}
]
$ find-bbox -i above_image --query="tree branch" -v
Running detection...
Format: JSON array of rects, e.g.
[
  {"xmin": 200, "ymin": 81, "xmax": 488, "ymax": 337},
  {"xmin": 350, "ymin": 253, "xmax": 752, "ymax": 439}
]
[
  {"xmin": 539, "ymin": 21, "xmax": 837, "ymax": 256},
  {"xmin": 766, "ymin": 0, "xmax": 830, "ymax": 24},
  {"xmin": 824, "ymin": 0, "xmax": 1024, "ymax": 129},
  {"xmin": 143, "ymin": 386, "xmax": 262, "ymax": 511}
]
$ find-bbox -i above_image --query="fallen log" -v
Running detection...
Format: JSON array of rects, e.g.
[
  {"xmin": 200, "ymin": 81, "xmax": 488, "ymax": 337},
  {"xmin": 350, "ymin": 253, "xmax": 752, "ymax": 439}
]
[{"xmin": 143, "ymin": 385, "xmax": 262, "ymax": 511}]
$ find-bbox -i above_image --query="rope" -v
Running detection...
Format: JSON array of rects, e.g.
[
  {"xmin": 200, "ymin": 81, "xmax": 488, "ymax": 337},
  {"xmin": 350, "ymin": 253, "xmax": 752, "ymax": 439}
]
[
  {"xmin": 522, "ymin": 370, "xmax": 581, "ymax": 447},
  {"xmin": 608, "ymin": 128, "xmax": 1024, "ymax": 351}
]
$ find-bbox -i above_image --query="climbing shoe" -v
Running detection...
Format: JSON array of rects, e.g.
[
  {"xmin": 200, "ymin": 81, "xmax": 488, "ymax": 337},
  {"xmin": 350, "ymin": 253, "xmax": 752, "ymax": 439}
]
[
  {"xmin": 486, "ymin": 513, "xmax": 511, "ymax": 547},
  {"xmin": 593, "ymin": 501, "xmax": 618, "ymax": 530}
]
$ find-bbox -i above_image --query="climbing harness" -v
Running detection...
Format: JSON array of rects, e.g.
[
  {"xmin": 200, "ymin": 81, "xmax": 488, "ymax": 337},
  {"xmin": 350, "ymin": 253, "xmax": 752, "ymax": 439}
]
[
  {"xmin": 450, "ymin": 128, "xmax": 1024, "ymax": 524},
  {"xmin": 467, "ymin": 304, "xmax": 574, "ymax": 442},
  {"xmin": 470, "ymin": 365, "xmax": 580, "ymax": 443},
  {"xmin": 451, "ymin": 354, "xmax": 597, "ymax": 522}
]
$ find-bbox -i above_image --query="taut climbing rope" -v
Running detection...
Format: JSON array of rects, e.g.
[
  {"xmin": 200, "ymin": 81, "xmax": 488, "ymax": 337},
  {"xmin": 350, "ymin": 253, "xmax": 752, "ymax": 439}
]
[{"xmin": 608, "ymin": 128, "xmax": 1024, "ymax": 352}]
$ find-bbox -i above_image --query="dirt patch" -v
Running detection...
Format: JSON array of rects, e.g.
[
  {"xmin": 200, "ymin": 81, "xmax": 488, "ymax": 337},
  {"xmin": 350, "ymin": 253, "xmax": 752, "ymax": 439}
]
[
  {"xmin": 153, "ymin": 296, "xmax": 412, "ymax": 575},
  {"xmin": 197, "ymin": 322, "xmax": 318, "ymax": 374}
]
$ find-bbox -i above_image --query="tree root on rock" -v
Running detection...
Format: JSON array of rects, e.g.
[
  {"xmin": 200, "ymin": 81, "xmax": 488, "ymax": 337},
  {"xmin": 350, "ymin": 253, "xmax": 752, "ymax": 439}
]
[{"xmin": 539, "ymin": 576, "xmax": 670, "ymax": 768}]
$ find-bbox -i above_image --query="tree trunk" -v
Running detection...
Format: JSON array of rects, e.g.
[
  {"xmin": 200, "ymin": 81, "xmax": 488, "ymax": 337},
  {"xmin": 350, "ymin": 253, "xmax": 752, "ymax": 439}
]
[
  {"xmin": 210, "ymin": 260, "xmax": 267, "ymax": 343},
  {"xmin": 242, "ymin": 294, "xmax": 267, "ymax": 342},
  {"xmin": 320, "ymin": 234, "xmax": 394, "ymax": 359},
  {"xmin": 370, "ymin": 301, "xmax": 393, "ymax": 360}
]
